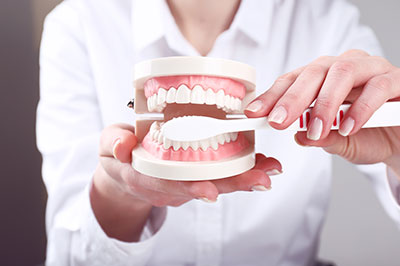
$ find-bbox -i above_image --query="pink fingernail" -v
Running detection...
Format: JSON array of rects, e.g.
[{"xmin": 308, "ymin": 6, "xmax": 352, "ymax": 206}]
[
  {"xmin": 245, "ymin": 100, "xmax": 264, "ymax": 113},
  {"xmin": 199, "ymin": 197, "xmax": 217, "ymax": 203},
  {"xmin": 307, "ymin": 118, "xmax": 323, "ymax": 140},
  {"xmin": 268, "ymin": 106, "xmax": 287, "ymax": 124},
  {"xmin": 112, "ymin": 139, "xmax": 121, "ymax": 159},
  {"xmin": 339, "ymin": 117, "xmax": 355, "ymax": 136},
  {"xmin": 266, "ymin": 169, "xmax": 282, "ymax": 176},
  {"xmin": 251, "ymin": 185, "xmax": 271, "ymax": 191}
]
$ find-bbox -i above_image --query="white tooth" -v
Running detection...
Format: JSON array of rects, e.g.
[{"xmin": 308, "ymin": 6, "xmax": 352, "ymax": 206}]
[
  {"xmin": 234, "ymin": 98, "xmax": 242, "ymax": 111},
  {"xmin": 216, "ymin": 90, "xmax": 225, "ymax": 109},
  {"xmin": 147, "ymin": 97, "xmax": 152, "ymax": 111},
  {"xmin": 172, "ymin": 141, "xmax": 181, "ymax": 151},
  {"xmin": 205, "ymin": 89, "xmax": 216, "ymax": 105},
  {"xmin": 157, "ymin": 132, "xmax": 163, "ymax": 144},
  {"xmin": 157, "ymin": 88, "xmax": 167, "ymax": 105},
  {"xmin": 155, "ymin": 103, "xmax": 166, "ymax": 112},
  {"xmin": 224, "ymin": 95, "xmax": 232, "ymax": 110},
  {"xmin": 200, "ymin": 139, "xmax": 210, "ymax": 151},
  {"xmin": 230, "ymin": 132, "xmax": 238, "ymax": 142},
  {"xmin": 150, "ymin": 121, "xmax": 158, "ymax": 132},
  {"xmin": 210, "ymin": 137, "xmax": 218, "ymax": 150},
  {"xmin": 166, "ymin": 87, "xmax": 177, "ymax": 103},
  {"xmin": 150, "ymin": 130, "xmax": 156, "ymax": 139},
  {"xmin": 224, "ymin": 133, "xmax": 232, "ymax": 143},
  {"xmin": 217, "ymin": 134, "xmax": 225, "ymax": 145},
  {"xmin": 153, "ymin": 131, "xmax": 160, "ymax": 142},
  {"xmin": 191, "ymin": 141, "xmax": 199, "ymax": 151},
  {"xmin": 191, "ymin": 85, "xmax": 205, "ymax": 104},
  {"xmin": 176, "ymin": 84, "xmax": 191, "ymax": 104},
  {"xmin": 163, "ymin": 137, "xmax": 172, "ymax": 149},
  {"xmin": 150, "ymin": 95, "xmax": 158, "ymax": 111},
  {"xmin": 181, "ymin": 141, "xmax": 190, "ymax": 151}
]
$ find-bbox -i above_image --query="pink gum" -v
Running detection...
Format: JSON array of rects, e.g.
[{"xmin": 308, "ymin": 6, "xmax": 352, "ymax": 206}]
[
  {"xmin": 144, "ymin": 75, "xmax": 246, "ymax": 99},
  {"xmin": 142, "ymin": 133, "xmax": 250, "ymax": 162}
]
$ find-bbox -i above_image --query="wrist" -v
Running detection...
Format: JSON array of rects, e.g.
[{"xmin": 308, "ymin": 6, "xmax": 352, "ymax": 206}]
[{"xmin": 90, "ymin": 164, "xmax": 153, "ymax": 242}]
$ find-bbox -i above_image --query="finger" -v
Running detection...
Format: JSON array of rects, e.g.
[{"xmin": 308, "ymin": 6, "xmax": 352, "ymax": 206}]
[
  {"xmin": 212, "ymin": 169, "xmax": 271, "ymax": 193},
  {"xmin": 339, "ymin": 70, "xmax": 400, "ymax": 136},
  {"xmin": 130, "ymin": 169, "xmax": 220, "ymax": 201},
  {"xmin": 99, "ymin": 123, "xmax": 137, "ymax": 163},
  {"xmin": 212, "ymin": 154, "xmax": 274, "ymax": 193},
  {"xmin": 253, "ymin": 156, "xmax": 283, "ymax": 176},
  {"xmin": 308, "ymin": 57, "xmax": 393, "ymax": 140},
  {"xmin": 294, "ymin": 131, "xmax": 347, "ymax": 154},
  {"xmin": 265, "ymin": 56, "xmax": 335, "ymax": 129},
  {"xmin": 339, "ymin": 49, "xmax": 370, "ymax": 58},
  {"xmin": 245, "ymin": 66, "xmax": 305, "ymax": 118}
]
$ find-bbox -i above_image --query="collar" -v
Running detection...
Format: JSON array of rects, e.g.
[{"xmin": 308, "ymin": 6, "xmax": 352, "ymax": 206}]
[
  {"xmin": 131, "ymin": 0, "xmax": 279, "ymax": 52},
  {"xmin": 233, "ymin": 0, "xmax": 279, "ymax": 46},
  {"xmin": 131, "ymin": 0, "xmax": 167, "ymax": 52}
]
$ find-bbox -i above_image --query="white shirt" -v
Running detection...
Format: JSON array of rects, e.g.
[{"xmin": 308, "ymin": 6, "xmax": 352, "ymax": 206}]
[{"xmin": 37, "ymin": 0, "xmax": 400, "ymax": 265}]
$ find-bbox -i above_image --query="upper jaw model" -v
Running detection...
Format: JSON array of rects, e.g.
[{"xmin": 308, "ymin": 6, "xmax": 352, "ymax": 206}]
[{"xmin": 132, "ymin": 56, "xmax": 257, "ymax": 181}]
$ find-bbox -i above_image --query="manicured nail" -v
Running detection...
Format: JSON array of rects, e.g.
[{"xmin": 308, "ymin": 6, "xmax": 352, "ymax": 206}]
[
  {"xmin": 199, "ymin": 197, "xmax": 217, "ymax": 203},
  {"xmin": 112, "ymin": 139, "xmax": 121, "ymax": 159},
  {"xmin": 266, "ymin": 169, "xmax": 282, "ymax": 176},
  {"xmin": 307, "ymin": 118, "xmax": 323, "ymax": 140},
  {"xmin": 251, "ymin": 185, "xmax": 271, "ymax": 191},
  {"xmin": 268, "ymin": 106, "xmax": 287, "ymax": 124},
  {"xmin": 245, "ymin": 100, "xmax": 263, "ymax": 113},
  {"xmin": 339, "ymin": 117, "xmax": 355, "ymax": 137}
]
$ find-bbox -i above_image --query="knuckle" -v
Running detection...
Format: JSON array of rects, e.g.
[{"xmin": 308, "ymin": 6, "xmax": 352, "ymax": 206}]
[
  {"xmin": 330, "ymin": 60, "xmax": 355, "ymax": 76},
  {"xmin": 367, "ymin": 76, "xmax": 393, "ymax": 93},
  {"xmin": 355, "ymin": 99, "xmax": 374, "ymax": 114},
  {"xmin": 315, "ymin": 96, "xmax": 335, "ymax": 110},
  {"xmin": 314, "ymin": 56, "xmax": 333, "ymax": 64},
  {"xmin": 276, "ymin": 72, "xmax": 297, "ymax": 83},
  {"xmin": 372, "ymin": 56, "xmax": 391, "ymax": 67},
  {"xmin": 303, "ymin": 64, "xmax": 326, "ymax": 76},
  {"xmin": 343, "ymin": 49, "xmax": 370, "ymax": 57}
]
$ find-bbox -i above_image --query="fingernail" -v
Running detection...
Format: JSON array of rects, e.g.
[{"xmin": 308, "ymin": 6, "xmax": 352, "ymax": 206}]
[
  {"xmin": 199, "ymin": 197, "xmax": 217, "ymax": 203},
  {"xmin": 245, "ymin": 100, "xmax": 264, "ymax": 113},
  {"xmin": 251, "ymin": 185, "xmax": 271, "ymax": 191},
  {"xmin": 268, "ymin": 106, "xmax": 287, "ymax": 124},
  {"xmin": 266, "ymin": 169, "xmax": 282, "ymax": 176},
  {"xmin": 112, "ymin": 139, "xmax": 121, "ymax": 159},
  {"xmin": 307, "ymin": 118, "xmax": 323, "ymax": 140},
  {"xmin": 339, "ymin": 117, "xmax": 355, "ymax": 137}
]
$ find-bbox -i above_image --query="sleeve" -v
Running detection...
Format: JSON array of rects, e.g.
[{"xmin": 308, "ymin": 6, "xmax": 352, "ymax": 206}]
[
  {"xmin": 355, "ymin": 164, "xmax": 400, "ymax": 228},
  {"xmin": 325, "ymin": 0, "xmax": 400, "ymax": 227},
  {"xmin": 37, "ymin": 4, "xmax": 165, "ymax": 266}
]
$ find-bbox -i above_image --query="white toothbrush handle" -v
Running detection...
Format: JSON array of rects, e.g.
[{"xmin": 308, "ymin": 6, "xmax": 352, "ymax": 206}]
[{"xmin": 285, "ymin": 101, "xmax": 400, "ymax": 131}]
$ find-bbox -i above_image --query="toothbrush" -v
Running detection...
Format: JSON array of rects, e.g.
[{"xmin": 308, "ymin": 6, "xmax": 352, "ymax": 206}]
[{"xmin": 161, "ymin": 101, "xmax": 400, "ymax": 142}]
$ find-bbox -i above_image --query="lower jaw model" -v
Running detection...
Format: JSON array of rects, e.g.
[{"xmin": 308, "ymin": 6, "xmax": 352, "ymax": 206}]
[{"xmin": 132, "ymin": 57, "xmax": 257, "ymax": 181}]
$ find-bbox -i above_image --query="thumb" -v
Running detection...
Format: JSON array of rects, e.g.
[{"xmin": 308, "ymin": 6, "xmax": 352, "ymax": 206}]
[
  {"xmin": 99, "ymin": 123, "xmax": 138, "ymax": 163},
  {"xmin": 294, "ymin": 131, "xmax": 349, "ymax": 156}
]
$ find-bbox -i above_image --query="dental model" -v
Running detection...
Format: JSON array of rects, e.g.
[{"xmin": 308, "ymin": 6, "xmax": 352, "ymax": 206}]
[{"xmin": 132, "ymin": 56, "xmax": 257, "ymax": 180}]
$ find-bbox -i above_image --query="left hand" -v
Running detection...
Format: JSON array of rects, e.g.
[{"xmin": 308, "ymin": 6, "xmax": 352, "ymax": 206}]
[{"xmin": 245, "ymin": 50, "xmax": 400, "ymax": 173}]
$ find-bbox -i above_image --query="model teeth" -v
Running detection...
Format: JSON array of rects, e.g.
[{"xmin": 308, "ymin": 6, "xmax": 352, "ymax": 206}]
[
  {"xmin": 149, "ymin": 121, "xmax": 239, "ymax": 151},
  {"xmin": 147, "ymin": 85, "xmax": 242, "ymax": 113}
]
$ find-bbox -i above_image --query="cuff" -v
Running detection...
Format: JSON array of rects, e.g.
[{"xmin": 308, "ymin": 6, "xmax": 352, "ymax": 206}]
[
  {"xmin": 357, "ymin": 163, "xmax": 400, "ymax": 225},
  {"xmin": 80, "ymin": 184, "xmax": 167, "ymax": 266},
  {"xmin": 387, "ymin": 166, "xmax": 400, "ymax": 207}
]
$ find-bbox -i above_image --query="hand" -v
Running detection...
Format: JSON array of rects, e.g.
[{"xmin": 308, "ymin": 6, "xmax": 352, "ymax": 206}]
[
  {"xmin": 245, "ymin": 50, "xmax": 400, "ymax": 174},
  {"xmin": 91, "ymin": 123, "xmax": 282, "ymax": 241}
]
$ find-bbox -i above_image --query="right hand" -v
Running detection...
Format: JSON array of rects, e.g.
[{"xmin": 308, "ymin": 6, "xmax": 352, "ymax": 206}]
[{"xmin": 91, "ymin": 123, "xmax": 282, "ymax": 241}]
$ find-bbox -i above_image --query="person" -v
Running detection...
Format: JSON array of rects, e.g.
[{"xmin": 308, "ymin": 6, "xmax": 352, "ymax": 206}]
[{"xmin": 36, "ymin": 0, "xmax": 400, "ymax": 265}]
